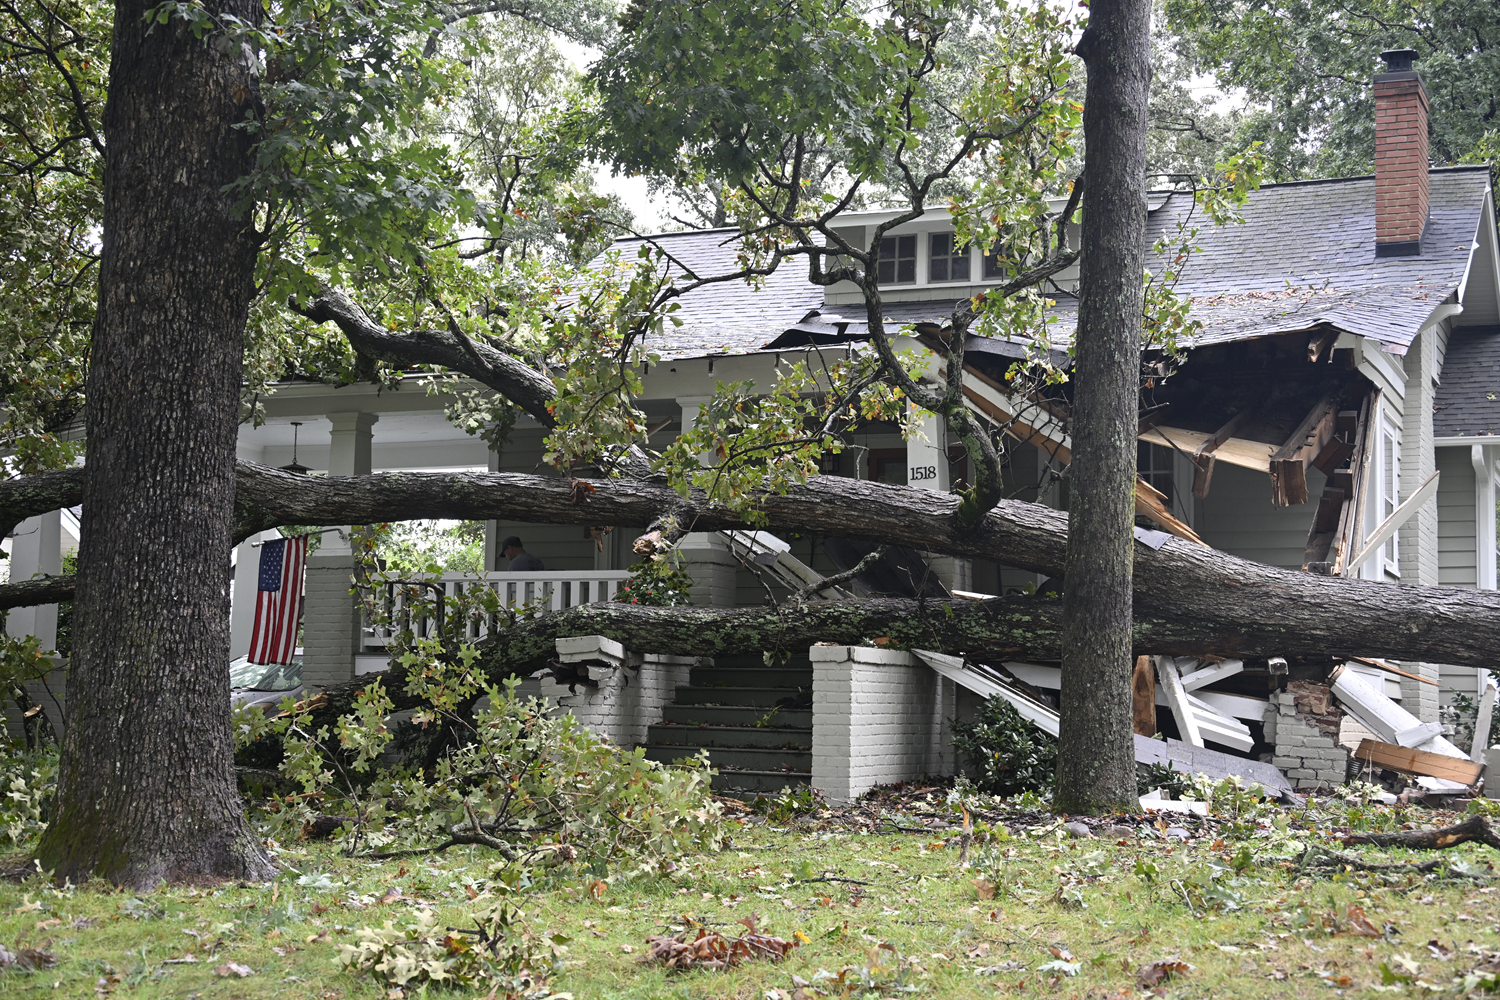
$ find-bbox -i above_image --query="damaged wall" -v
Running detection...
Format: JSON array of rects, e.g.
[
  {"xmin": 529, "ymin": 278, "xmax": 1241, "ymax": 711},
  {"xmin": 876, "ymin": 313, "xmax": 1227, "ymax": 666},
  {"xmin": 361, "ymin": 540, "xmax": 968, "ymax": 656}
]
[{"xmin": 1267, "ymin": 679, "xmax": 1350, "ymax": 790}]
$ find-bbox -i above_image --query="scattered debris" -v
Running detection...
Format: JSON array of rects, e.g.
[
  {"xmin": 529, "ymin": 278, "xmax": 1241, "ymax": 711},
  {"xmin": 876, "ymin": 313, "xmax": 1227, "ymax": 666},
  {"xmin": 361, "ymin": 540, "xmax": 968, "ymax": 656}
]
[
  {"xmin": 214, "ymin": 963, "xmax": 254, "ymax": 978},
  {"xmin": 0, "ymin": 943, "xmax": 58, "ymax": 971},
  {"xmin": 1137, "ymin": 958, "xmax": 1192, "ymax": 988},
  {"xmin": 643, "ymin": 915, "xmax": 800, "ymax": 971}
]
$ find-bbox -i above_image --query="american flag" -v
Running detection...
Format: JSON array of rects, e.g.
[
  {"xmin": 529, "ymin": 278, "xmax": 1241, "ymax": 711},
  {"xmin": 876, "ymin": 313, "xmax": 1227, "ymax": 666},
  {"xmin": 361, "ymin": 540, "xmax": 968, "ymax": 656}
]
[{"xmin": 248, "ymin": 535, "xmax": 308, "ymax": 665}]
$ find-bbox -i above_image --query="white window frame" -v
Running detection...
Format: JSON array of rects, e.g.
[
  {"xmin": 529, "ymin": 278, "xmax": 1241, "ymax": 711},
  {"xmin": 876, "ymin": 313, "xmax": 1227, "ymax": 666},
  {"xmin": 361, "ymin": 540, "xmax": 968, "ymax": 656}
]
[{"xmin": 1376, "ymin": 414, "xmax": 1401, "ymax": 577}]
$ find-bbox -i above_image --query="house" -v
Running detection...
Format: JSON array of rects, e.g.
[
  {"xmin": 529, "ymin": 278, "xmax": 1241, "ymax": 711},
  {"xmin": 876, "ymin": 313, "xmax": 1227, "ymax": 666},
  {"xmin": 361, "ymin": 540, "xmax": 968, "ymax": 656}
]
[{"xmin": 7, "ymin": 51, "xmax": 1498, "ymax": 796}]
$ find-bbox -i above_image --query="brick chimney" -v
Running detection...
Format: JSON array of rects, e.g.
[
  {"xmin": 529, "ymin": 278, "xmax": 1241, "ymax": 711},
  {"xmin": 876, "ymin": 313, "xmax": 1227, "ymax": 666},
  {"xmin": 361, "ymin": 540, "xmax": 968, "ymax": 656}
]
[{"xmin": 1373, "ymin": 48, "xmax": 1429, "ymax": 257}]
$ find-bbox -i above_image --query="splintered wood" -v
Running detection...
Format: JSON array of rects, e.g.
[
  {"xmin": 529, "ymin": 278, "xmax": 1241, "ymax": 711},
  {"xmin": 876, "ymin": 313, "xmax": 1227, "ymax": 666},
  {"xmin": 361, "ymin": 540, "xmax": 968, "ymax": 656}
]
[{"xmin": 1353, "ymin": 739, "xmax": 1484, "ymax": 786}]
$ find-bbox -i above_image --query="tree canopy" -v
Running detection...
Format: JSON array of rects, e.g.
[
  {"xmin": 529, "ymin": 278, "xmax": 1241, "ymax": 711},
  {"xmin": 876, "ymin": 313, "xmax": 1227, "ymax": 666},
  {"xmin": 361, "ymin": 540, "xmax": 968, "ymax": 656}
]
[{"xmin": 1165, "ymin": 0, "xmax": 1500, "ymax": 178}]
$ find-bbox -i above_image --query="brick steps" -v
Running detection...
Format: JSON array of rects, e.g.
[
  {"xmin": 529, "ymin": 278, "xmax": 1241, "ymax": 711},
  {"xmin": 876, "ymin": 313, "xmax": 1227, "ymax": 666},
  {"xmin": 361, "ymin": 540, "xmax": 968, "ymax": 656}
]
[
  {"xmin": 647, "ymin": 653, "xmax": 813, "ymax": 792},
  {"xmin": 643, "ymin": 745, "xmax": 812, "ymax": 772},
  {"xmin": 647, "ymin": 723, "xmax": 812, "ymax": 750},
  {"xmin": 672, "ymin": 686, "xmax": 812, "ymax": 708}
]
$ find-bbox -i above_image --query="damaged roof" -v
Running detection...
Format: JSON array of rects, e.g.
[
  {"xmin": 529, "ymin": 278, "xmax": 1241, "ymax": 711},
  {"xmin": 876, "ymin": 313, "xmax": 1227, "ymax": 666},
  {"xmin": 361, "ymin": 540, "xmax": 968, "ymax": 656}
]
[
  {"xmin": 1106, "ymin": 166, "xmax": 1491, "ymax": 353},
  {"xmin": 1434, "ymin": 325, "xmax": 1500, "ymax": 438},
  {"xmin": 602, "ymin": 166, "xmax": 1492, "ymax": 360}
]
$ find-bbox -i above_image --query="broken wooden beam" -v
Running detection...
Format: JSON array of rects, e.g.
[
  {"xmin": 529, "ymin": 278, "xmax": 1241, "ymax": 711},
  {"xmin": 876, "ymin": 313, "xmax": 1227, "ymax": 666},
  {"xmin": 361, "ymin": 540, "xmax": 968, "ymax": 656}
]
[
  {"xmin": 1190, "ymin": 409, "xmax": 1253, "ymax": 499},
  {"xmin": 1270, "ymin": 393, "xmax": 1338, "ymax": 506},
  {"xmin": 1353, "ymin": 739, "xmax": 1484, "ymax": 786},
  {"xmin": 1134, "ymin": 478, "xmax": 1206, "ymax": 545},
  {"xmin": 1142, "ymin": 425, "xmax": 1275, "ymax": 473},
  {"xmin": 1132, "ymin": 655, "xmax": 1156, "ymax": 736}
]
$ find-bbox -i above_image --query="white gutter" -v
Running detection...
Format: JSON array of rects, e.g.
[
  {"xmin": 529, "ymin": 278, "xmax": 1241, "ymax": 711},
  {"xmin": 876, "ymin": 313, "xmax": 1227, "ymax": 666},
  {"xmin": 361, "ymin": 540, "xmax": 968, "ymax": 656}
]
[
  {"xmin": 1418, "ymin": 301, "xmax": 1463, "ymax": 335},
  {"xmin": 1435, "ymin": 436, "xmax": 1500, "ymax": 447}
]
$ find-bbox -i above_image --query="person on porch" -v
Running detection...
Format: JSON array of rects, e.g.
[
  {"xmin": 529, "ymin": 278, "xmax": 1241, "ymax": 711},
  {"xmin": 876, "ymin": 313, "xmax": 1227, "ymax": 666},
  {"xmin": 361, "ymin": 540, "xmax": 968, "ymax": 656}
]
[{"xmin": 501, "ymin": 536, "xmax": 545, "ymax": 571}]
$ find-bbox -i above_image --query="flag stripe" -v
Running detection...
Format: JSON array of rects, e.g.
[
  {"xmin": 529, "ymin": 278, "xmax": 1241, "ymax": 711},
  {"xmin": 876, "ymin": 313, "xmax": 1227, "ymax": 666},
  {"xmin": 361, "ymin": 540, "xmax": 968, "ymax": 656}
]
[{"xmin": 248, "ymin": 535, "xmax": 307, "ymax": 665}]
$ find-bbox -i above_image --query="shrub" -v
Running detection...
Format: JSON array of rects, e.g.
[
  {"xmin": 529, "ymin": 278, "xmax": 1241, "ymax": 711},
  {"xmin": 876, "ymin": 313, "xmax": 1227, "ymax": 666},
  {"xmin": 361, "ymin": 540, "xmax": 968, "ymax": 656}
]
[
  {"xmin": 244, "ymin": 638, "xmax": 726, "ymax": 865},
  {"xmin": 950, "ymin": 696, "xmax": 1056, "ymax": 797}
]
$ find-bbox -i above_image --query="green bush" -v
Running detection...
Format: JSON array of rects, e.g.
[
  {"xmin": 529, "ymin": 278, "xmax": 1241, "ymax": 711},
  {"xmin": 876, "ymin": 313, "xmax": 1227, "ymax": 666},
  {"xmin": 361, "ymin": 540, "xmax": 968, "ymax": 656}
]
[{"xmin": 950, "ymin": 696, "xmax": 1056, "ymax": 797}]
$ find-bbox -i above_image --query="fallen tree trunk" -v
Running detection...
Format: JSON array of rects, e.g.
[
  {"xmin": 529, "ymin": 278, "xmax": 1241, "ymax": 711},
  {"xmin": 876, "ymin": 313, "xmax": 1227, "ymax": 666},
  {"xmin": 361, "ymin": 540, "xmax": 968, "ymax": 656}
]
[{"xmin": 8, "ymin": 461, "xmax": 1500, "ymax": 666}]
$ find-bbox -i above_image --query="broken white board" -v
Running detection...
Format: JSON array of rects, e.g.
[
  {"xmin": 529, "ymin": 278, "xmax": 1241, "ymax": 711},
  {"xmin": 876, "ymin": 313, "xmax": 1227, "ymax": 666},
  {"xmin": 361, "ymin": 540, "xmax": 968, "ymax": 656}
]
[
  {"xmin": 1330, "ymin": 664, "xmax": 1471, "ymax": 792},
  {"xmin": 721, "ymin": 529, "xmax": 849, "ymax": 600},
  {"xmin": 1134, "ymin": 734, "xmax": 1294, "ymax": 796},
  {"xmin": 913, "ymin": 649, "xmax": 1059, "ymax": 737}
]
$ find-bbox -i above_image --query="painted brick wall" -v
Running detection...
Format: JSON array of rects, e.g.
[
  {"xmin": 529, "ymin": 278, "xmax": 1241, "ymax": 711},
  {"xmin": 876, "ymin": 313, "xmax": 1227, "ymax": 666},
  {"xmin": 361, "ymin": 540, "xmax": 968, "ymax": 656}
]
[
  {"xmin": 1267, "ymin": 686, "xmax": 1349, "ymax": 790},
  {"xmin": 302, "ymin": 553, "xmax": 359, "ymax": 690},
  {"xmin": 539, "ymin": 653, "xmax": 694, "ymax": 748},
  {"xmin": 810, "ymin": 646, "xmax": 953, "ymax": 804}
]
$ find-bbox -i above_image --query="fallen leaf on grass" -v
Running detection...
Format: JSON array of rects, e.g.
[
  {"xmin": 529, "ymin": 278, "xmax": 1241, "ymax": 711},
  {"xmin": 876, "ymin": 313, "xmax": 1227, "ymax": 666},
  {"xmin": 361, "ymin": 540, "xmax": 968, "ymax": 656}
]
[
  {"xmin": 35, "ymin": 918, "xmax": 61, "ymax": 931},
  {"xmin": 1344, "ymin": 906, "xmax": 1381, "ymax": 937},
  {"xmin": 1137, "ymin": 959, "xmax": 1192, "ymax": 988},
  {"xmin": 972, "ymin": 879, "xmax": 996, "ymax": 900},
  {"xmin": 0, "ymin": 944, "xmax": 58, "ymax": 970},
  {"xmin": 214, "ymin": 962, "xmax": 255, "ymax": 978},
  {"xmin": 644, "ymin": 914, "xmax": 799, "ymax": 971}
]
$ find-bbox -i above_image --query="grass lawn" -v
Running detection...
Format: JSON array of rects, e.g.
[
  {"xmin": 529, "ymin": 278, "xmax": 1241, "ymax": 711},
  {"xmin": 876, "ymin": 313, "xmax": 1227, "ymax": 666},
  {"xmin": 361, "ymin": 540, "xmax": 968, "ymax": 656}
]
[{"xmin": 2, "ymin": 787, "xmax": 1499, "ymax": 999}]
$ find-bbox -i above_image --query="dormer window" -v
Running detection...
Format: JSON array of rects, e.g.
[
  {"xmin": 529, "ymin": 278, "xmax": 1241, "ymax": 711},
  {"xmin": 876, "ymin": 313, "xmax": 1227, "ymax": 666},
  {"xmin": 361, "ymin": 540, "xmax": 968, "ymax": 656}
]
[
  {"xmin": 877, "ymin": 235, "xmax": 917, "ymax": 284},
  {"xmin": 929, "ymin": 233, "xmax": 971, "ymax": 282},
  {"xmin": 982, "ymin": 244, "xmax": 1009, "ymax": 280}
]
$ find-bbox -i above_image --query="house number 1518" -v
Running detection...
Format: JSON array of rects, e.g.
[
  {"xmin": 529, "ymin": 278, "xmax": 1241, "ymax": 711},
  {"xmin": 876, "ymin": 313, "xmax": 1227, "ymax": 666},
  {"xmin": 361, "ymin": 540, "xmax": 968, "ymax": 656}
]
[{"xmin": 909, "ymin": 465, "xmax": 938, "ymax": 481}]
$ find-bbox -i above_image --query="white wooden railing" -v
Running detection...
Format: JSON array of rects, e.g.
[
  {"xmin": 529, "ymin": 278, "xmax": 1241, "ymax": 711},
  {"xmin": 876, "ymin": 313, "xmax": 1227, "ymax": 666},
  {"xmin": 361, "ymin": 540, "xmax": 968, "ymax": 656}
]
[{"xmin": 361, "ymin": 570, "xmax": 633, "ymax": 648}]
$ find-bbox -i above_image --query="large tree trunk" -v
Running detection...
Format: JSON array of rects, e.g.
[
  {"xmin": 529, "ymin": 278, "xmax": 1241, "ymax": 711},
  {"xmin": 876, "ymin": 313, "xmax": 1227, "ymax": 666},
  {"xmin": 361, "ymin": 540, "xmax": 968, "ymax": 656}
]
[
  {"xmin": 1056, "ymin": 0, "xmax": 1153, "ymax": 815},
  {"xmin": 34, "ymin": 0, "xmax": 275, "ymax": 886},
  {"xmin": 10, "ymin": 465, "xmax": 1500, "ymax": 667}
]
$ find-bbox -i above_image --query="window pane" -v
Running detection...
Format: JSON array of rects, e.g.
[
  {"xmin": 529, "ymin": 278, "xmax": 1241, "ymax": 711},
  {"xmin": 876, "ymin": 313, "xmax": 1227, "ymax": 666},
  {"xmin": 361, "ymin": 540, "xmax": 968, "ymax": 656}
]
[
  {"xmin": 897, "ymin": 257, "xmax": 916, "ymax": 283},
  {"xmin": 983, "ymin": 243, "xmax": 1007, "ymax": 279},
  {"xmin": 951, "ymin": 254, "xmax": 970, "ymax": 281}
]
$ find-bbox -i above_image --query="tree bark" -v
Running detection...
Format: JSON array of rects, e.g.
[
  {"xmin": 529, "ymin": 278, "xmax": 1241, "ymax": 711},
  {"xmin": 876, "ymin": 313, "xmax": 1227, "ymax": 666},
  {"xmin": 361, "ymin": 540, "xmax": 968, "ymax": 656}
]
[
  {"xmin": 1056, "ymin": 0, "xmax": 1154, "ymax": 814},
  {"xmin": 12, "ymin": 465, "xmax": 1500, "ymax": 667},
  {"xmin": 34, "ymin": 0, "xmax": 275, "ymax": 886}
]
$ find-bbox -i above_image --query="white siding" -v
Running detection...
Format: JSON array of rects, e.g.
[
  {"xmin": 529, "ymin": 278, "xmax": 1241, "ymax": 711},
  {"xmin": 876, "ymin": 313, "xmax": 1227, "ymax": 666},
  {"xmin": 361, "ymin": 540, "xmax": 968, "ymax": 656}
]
[
  {"xmin": 1436, "ymin": 447, "xmax": 1477, "ymax": 587},
  {"xmin": 1193, "ymin": 463, "xmax": 1325, "ymax": 570}
]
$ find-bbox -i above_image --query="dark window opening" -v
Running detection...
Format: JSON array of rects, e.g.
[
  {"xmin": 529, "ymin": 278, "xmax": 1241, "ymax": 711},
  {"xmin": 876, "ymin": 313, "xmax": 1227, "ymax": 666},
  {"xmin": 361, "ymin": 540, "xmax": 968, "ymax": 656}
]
[
  {"xmin": 982, "ymin": 242, "xmax": 1010, "ymax": 280},
  {"xmin": 929, "ymin": 232, "xmax": 971, "ymax": 282},
  {"xmin": 1138, "ymin": 441, "xmax": 1175, "ymax": 507},
  {"xmin": 877, "ymin": 235, "xmax": 917, "ymax": 284}
]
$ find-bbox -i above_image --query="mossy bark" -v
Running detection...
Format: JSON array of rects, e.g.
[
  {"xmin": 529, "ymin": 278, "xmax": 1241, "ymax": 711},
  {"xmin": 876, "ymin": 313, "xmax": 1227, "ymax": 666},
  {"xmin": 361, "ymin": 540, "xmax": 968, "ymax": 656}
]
[
  {"xmin": 1054, "ymin": 0, "xmax": 1154, "ymax": 815},
  {"xmin": 11, "ymin": 465, "xmax": 1500, "ymax": 668},
  {"xmin": 34, "ymin": 0, "xmax": 274, "ymax": 886}
]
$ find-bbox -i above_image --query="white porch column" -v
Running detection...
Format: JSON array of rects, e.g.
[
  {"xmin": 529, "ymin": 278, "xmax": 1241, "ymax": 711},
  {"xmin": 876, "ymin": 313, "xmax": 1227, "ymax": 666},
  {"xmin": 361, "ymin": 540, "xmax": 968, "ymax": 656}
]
[
  {"xmin": 6, "ymin": 509, "xmax": 62, "ymax": 651},
  {"xmin": 674, "ymin": 396, "xmax": 738, "ymax": 607},
  {"xmin": 483, "ymin": 445, "xmax": 502, "ymax": 571},
  {"xmin": 908, "ymin": 407, "xmax": 972, "ymax": 592},
  {"xmin": 302, "ymin": 412, "xmax": 377, "ymax": 689}
]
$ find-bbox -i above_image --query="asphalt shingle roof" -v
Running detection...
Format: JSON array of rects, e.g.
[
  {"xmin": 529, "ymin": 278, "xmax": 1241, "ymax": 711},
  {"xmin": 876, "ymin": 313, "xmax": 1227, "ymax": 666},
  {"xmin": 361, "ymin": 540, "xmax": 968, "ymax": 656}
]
[
  {"xmin": 603, "ymin": 229, "xmax": 823, "ymax": 359},
  {"xmin": 1434, "ymin": 325, "xmax": 1500, "ymax": 438},
  {"xmin": 1128, "ymin": 166, "xmax": 1490, "ymax": 351},
  {"xmin": 603, "ymin": 166, "xmax": 1491, "ymax": 359}
]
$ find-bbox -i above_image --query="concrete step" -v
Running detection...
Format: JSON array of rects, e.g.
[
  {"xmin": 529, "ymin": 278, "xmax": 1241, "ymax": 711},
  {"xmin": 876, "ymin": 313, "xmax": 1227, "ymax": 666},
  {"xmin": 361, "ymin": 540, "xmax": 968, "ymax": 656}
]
[
  {"xmin": 646, "ymin": 723, "xmax": 812, "ymax": 750},
  {"xmin": 644, "ymin": 744, "xmax": 812, "ymax": 771},
  {"xmin": 709, "ymin": 768, "xmax": 811, "ymax": 793},
  {"xmin": 661, "ymin": 703, "xmax": 811, "ymax": 728},
  {"xmin": 689, "ymin": 666, "xmax": 812, "ymax": 689},
  {"xmin": 673, "ymin": 686, "xmax": 812, "ymax": 708}
]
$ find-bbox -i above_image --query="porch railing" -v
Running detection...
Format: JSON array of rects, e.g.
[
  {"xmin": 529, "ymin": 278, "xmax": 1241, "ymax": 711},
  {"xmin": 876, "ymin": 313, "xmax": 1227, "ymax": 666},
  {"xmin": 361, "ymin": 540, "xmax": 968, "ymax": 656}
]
[{"xmin": 361, "ymin": 570, "xmax": 633, "ymax": 649}]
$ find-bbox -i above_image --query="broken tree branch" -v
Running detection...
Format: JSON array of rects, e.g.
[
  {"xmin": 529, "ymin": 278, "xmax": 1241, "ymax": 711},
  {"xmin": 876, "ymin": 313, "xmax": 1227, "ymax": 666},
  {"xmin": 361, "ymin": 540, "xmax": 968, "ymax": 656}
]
[{"xmin": 1342, "ymin": 815, "xmax": 1500, "ymax": 851}]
